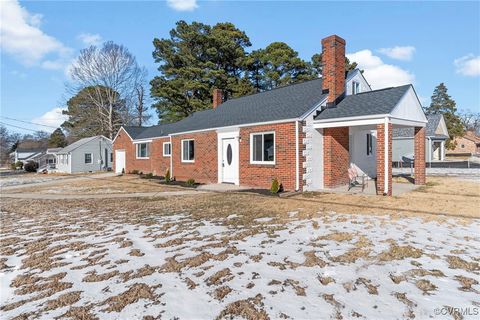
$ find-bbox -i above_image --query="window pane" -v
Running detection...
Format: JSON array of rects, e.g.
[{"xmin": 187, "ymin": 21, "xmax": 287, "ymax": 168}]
[
  {"xmin": 183, "ymin": 141, "xmax": 188, "ymax": 160},
  {"xmin": 264, "ymin": 134, "xmax": 274, "ymax": 161},
  {"xmin": 85, "ymin": 153, "xmax": 92, "ymax": 163},
  {"xmin": 253, "ymin": 135, "xmax": 262, "ymax": 161},
  {"xmin": 188, "ymin": 140, "xmax": 194, "ymax": 160}
]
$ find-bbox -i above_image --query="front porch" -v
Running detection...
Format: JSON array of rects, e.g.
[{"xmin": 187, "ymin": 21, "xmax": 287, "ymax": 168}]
[{"xmin": 325, "ymin": 175, "xmax": 420, "ymax": 196}]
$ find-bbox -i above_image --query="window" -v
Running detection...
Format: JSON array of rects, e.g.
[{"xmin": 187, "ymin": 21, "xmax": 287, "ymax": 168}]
[
  {"xmin": 163, "ymin": 142, "xmax": 172, "ymax": 157},
  {"xmin": 85, "ymin": 153, "xmax": 93, "ymax": 164},
  {"xmin": 110, "ymin": 153, "xmax": 113, "ymax": 162},
  {"xmin": 136, "ymin": 143, "xmax": 149, "ymax": 159},
  {"xmin": 366, "ymin": 133, "xmax": 373, "ymax": 156},
  {"xmin": 352, "ymin": 81, "xmax": 360, "ymax": 95},
  {"xmin": 251, "ymin": 132, "xmax": 275, "ymax": 164},
  {"xmin": 181, "ymin": 140, "xmax": 194, "ymax": 162}
]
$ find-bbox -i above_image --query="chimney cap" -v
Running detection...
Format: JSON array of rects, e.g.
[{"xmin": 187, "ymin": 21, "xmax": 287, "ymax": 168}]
[{"xmin": 321, "ymin": 35, "xmax": 346, "ymax": 45}]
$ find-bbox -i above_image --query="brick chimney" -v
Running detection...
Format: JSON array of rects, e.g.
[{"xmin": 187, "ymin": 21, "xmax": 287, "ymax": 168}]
[
  {"xmin": 213, "ymin": 89, "xmax": 223, "ymax": 109},
  {"xmin": 321, "ymin": 35, "xmax": 346, "ymax": 104}
]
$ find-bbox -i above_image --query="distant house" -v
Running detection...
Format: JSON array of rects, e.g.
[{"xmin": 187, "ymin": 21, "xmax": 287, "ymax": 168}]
[
  {"xmin": 392, "ymin": 114, "xmax": 449, "ymax": 162},
  {"xmin": 10, "ymin": 148, "xmax": 45, "ymax": 164},
  {"xmin": 56, "ymin": 136, "xmax": 113, "ymax": 174},
  {"xmin": 448, "ymin": 131, "xmax": 480, "ymax": 156}
]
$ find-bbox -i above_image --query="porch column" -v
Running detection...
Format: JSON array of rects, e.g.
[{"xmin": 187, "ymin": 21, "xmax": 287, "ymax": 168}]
[
  {"xmin": 440, "ymin": 141, "xmax": 445, "ymax": 161},
  {"xmin": 414, "ymin": 127, "xmax": 426, "ymax": 185},
  {"xmin": 376, "ymin": 122, "xmax": 392, "ymax": 196},
  {"xmin": 323, "ymin": 127, "xmax": 349, "ymax": 188}
]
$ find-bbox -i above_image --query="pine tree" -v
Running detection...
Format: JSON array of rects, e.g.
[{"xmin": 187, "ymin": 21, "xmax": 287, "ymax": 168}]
[
  {"xmin": 48, "ymin": 128, "xmax": 68, "ymax": 148},
  {"xmin": 425, "ymin": 83, "xmax": 464, "ymax": 149}
]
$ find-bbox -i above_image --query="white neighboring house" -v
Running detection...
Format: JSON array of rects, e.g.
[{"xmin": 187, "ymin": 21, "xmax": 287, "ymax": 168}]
[
  {"xmin": 10, "ymin": 148, "xmax": 45, "ymax": 164},
  {"xmin": 56, "ymin": 136, "xmax": 113, "ymax": 174}
]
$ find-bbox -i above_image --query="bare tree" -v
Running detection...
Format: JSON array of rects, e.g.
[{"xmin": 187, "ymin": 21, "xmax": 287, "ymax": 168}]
[
  {"xmin": 459, "ymin": 110, "xmax": 480, "ymax": 134},
  {"xmin": 131, "ymin": 67, "xmax": 151, "ymax": 126},
  {"xmin": 68, "ymin": 41, "xmax": 145, "ymax": 139}
]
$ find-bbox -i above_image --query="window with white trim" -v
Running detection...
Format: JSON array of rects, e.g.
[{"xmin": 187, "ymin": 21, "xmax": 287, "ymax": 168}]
[
  {"xmin": 163, "ymin": 142, "xmax": 171, "ymax": 157},
  {"xmin": 366, "ymin": 133, "xmax": 373, "ymax": 156},
  {"xmin": 136, "ymin": 143, "xmax": 150, "ymax": 159},
  {"xmin": 352, "ymin": 81, "xmax": 360, "ymax": 95},
  {"xmin": 85, "ymin": 153, "xmax": 93, "ymax": 164},
  {"xmin": 181, "ymin": 139, "xmax": 194, "ymax": 162},
  {"xmin": 251, "ymin": 132, "xmax": 275, "ymax": 164}
]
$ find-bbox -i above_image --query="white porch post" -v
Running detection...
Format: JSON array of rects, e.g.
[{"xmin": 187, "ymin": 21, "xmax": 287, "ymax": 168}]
[{"xmin": 440, "ymin": 141, "xmax": 445, "ymax": 161}]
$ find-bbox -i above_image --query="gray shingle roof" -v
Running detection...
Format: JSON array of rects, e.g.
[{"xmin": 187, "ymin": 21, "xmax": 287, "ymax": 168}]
[
  {"xmin": 123, "ymin": 126, "xmax": 146, "ymax": 140},
  {"xmin": 128, "ymin": 78, "xmax": 328, "ymax": 139},
  {"xmin": 57, "ymin": 136, "xmax": 107, "ymax": 154},
  {"xmin": 314, "ymin": 85, "xmax": 411, "ymax": 120},
  {"xmin": 393, "ymin": 114, "xmax": 448, "ymax": 139}
]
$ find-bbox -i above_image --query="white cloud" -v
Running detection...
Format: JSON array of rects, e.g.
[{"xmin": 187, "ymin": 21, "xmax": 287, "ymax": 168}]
[
  {"xmin": 167, "ymin": 0, "xmax": 198, "ymax": 11},
  {"xmin": 454, "ymin": 54, "xmax": 480, "ymax": 77},
  {"xmin": 32, "ymin": 108, "xmax": 68, "ymax": 132},
  {"xmin": 378, "ymin": 46, "xmax": 416, "ymax": 61},
  {"xmin": 347, "ymin": 49, "xmax": 415, "ymax": 89},
  {"xmin": 77, "ymin": 33, "xmax": 102, "ymax": 47},
  {"xmin": 0, "ymin": 0, "xmax": 72, "ymax": 68}
]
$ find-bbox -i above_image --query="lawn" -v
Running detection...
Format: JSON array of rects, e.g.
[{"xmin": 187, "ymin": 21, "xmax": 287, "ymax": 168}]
[{"xmin": 1, "ymin": 176, "xmax": 479, "ymax": 319}]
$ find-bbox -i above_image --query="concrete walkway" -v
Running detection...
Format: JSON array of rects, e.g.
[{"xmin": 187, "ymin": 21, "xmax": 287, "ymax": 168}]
[
  {"xmin": 197, "ymin": 183, "xmax": 253, "ymax": 192},
  {"xmin": 0, "ymin": 190, "xmax": 204, "ymax": 200}
]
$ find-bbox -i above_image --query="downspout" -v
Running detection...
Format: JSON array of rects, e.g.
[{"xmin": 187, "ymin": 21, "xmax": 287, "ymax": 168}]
[
  {"xmin": 169, "ymin": 135, "xmax": 173, "ymax": 178},
  {"xmin": 384, "ymin": 117, "xmax": 389, "ymax": 195},
  {"xmin": 295, "ymin": 121, "xmax": 300, "ymax": 191}
]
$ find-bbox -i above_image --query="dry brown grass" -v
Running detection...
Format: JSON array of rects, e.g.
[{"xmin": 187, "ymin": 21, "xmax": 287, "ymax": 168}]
[
  {"xmin": 377, "ymin": 245, "xmax": 423, "ymax": 261},
  {"xmin": 100, "ymin": 283, "xmax": 160, "ymax": 312},
  {"xmin": 44, "ymin": 291, "xmax": 82, "ymax": 311},
  {"xmin": 415, "ymin": 279, "xmax": 437, "ymax": 294},
  {"xmin": 215, "ymin": 294, "xmax": 269, "ymax": 320},
  {"xmin": 446, "ymin": 255, "xmax": 480, "ymax": 272},
  {"xmin": 213, "ymin": 286, "xmax": 233, "ymax": 300}
]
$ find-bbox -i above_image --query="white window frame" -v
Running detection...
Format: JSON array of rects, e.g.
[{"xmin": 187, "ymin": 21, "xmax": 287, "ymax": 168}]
[
  {"xmin": 250, "ymin": 131, "xmax": 275, "ymax": 165},
  {"xmin": 136, "ymin": 143, "xmax": 150, "ymax": 159},
  {"xmin": 352, "ymin": 81, "xmax": 360, "ymax": 95},
  {"xmin": 181, "ymin": 139, "xmax": 195, "ymax": 163},
  {"xmin": 163, "ymin": 142, "xmax": 172, "ymax": 157},
  {"xmin": 84, "ymin": 153, "xmax": 93, "ymax": 164}
]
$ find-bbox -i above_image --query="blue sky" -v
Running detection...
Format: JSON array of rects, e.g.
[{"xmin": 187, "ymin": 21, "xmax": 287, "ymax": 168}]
[{"xmin": 1, "ymin": 0, "xmax": 479, "ymax": 134}]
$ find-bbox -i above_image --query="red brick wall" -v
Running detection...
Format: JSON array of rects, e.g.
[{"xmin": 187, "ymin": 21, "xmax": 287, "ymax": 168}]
[
  {"xmin": 414, "ymin": 127, "xmax": 426, "ymax": 185},
  {"xmin": 113, "ymin": 128, "xmax": 170, "ymax": 176},
  {"xmin": 323, "ymin": 127, "xmax": 349, "ymax": 188},
  {"xmin": 171, "ymin": 131, "xmax": 217, "ymax": 184},
  {"xmin": 376, "ymin": 123, "xmax": 392, "ymax": 195},
  {"xmin": 239, "ymin": 122, "xmax": 298, "ymax": 191},
  {"xmin": 321, "ymin": 35, "xmax": 346, "ymax": 103}
]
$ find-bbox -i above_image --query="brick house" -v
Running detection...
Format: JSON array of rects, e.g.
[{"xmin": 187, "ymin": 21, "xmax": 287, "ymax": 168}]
[
  {"xmin": 447, "ymin": 131, "xmax": 480, "ymax": 156},
  {"xmin": 113, "ymin": 35, "xmax": 427, "ymax": 195}
]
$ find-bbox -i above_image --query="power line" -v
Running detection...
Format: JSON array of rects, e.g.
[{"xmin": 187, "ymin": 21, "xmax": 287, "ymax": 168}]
[
  {"xmin": 0, "ymin": 121, "xmax": 49, "ymax": 133},
  {"xmin": 0, "ymin": 116, "xmax": 59, "ymax": 129}
]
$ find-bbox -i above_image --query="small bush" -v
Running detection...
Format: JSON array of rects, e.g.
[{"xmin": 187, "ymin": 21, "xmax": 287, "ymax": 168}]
[
  {"xmin": 186, "ymin": 178, "xmax": 196, "ymax": 187},
  {"xmin": 15, "ymin": 161, "xmax": 23, "ymax": 170},
  {"xmin": 24, "ymin": 161, "xmax": 39, "ymax": 172},
  {"xmin": 10, "ymin": 163, "xmax": 16, "ymax": 170},
  {"xmin": 131, "ymin": 169, "xmax": 139, "ymax": 175},
  {"xmin": 165, "ymin": 168, "xmax": 171, "ymax": 184},
  {"xmin": 121, "ymin": 168, "xmax": 125, "ymax": 174},
  {"xmin": 270, "ymin": 178, "xmax": 280, "ymax": 194},
  {"xmin": 144, "ymin": 173, "xmax": 153, "ymax": 179}
]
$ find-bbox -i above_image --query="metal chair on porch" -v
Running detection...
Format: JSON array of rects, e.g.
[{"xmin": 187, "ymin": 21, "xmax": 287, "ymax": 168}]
[{"xmin": 348, "ymin": 166, "xmax": 368, "ymax": 192}]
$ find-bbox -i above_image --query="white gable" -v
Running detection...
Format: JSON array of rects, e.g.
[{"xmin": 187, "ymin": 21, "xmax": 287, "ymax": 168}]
[
  {"xmin": 390, "ymin": 87, "xmax": 427, "ymax": 123},
  {"xmin": 345, "ymin": 70, "xmax": 372, "ymax": 95},
  {"xmin": 435, "ymin": 115, "xmax": 449, "ymax": 136}
]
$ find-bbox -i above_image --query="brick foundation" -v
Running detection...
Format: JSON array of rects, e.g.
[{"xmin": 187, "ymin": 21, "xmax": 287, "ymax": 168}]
[
  {"xmin": 323, "ymin": 127, "xmax": 349, "ymax": 188},
  {"xmin": 414, "ymin": 127, "xmax": 426, "ymax": 185},
  {"xmin": 376, "ymin": 123, "xmax": 392, "ymax": 195}
]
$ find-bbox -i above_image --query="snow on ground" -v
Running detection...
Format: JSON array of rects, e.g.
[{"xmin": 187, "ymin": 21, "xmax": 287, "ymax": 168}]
[
  {"xmin": 1, "ymin": 210, "xmax": 479, "ymax": 319},
  {"xmin": 0, "ymin": 175, "xmax": 67, "ymax": 187}
]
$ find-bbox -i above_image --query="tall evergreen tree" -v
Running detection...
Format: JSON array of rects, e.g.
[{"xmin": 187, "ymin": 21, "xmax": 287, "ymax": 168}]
[
  {"xmin": 247, "ymin": 42, "xmax": 315, "ymax": 91},
  {"xmin": 425, "ymin": 83, "xmax": 464, "ymax": 149},
  {"xmin": 310, "ymin": 53, "xmax": 359, "ymax": 77},
  {"xmin": 151, "ymin": 21, "xmax": 254, "ymax": 122},
  {"xmin": 48, "ymin": 128, "xmax": 68, "ymax": 148}
]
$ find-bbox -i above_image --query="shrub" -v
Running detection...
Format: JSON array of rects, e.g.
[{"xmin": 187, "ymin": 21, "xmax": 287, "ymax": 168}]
[
  {"xmin": 24, "ymin": 161, "xmax": 39, "ymax": 172},
  {"xmin": 165, "ymin": 168, "xmax": 171, "ymax": 184},
  {"xmin": 15, "ymin": 161, "xmax": 23, "ymax": 170},
  {"xmin": 144, "ymin": 173, "xmax": 153, "ymax": 179},
  {"xmin": 186, "ymin": 178, "xmax": 196, "ymax": 187},
  {"xmin": 121, "ymin": 168, "xmax": 125, "ymax": 174},
  {"xmin": 270, "ymin": 178, "xmax": 280, "ymax": 194},
  {"xmin": 131, "ymin": 169, "xmax": 139, "ymax": 175},
  {"xmin": 10, "ymin": 163, "xmax": 16, "ymax": 170}
]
